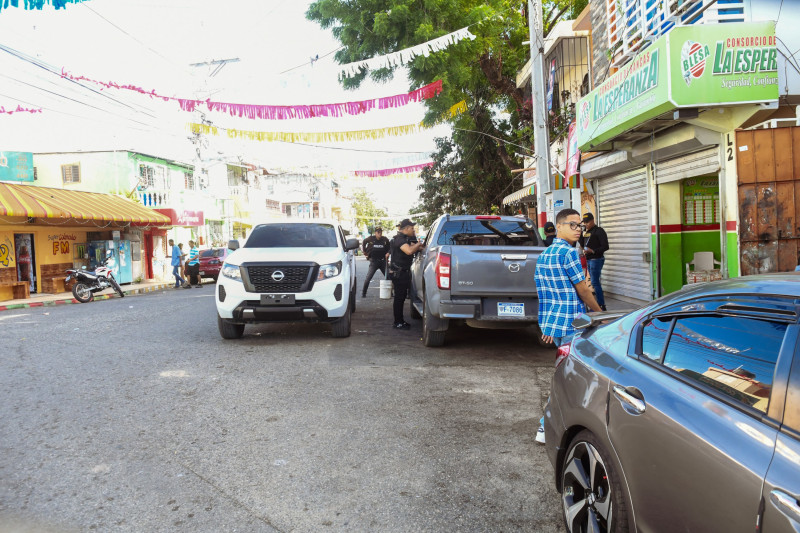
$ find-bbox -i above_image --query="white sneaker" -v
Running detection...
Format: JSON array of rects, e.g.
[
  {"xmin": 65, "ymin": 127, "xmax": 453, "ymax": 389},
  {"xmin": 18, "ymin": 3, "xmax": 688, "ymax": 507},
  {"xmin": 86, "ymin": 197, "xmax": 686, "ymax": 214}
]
[{"xmin": 535, "ymin": 425, "xmax": 546, "ymax": 444}]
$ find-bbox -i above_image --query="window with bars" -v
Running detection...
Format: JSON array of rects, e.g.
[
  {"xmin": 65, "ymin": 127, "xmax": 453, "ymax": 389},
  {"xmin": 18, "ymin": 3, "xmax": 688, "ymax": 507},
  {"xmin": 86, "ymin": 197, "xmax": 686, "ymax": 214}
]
[
  {"xmin": 139, "ymin": 164, "xmax": 166, "ymax": 189},
  {"xmin": 61, "ymin": 163, "xmax": 80, "ymax": 184},
  {"xmin": 185, "ymin": 172, "xmax": 195, "ymax": 190}
]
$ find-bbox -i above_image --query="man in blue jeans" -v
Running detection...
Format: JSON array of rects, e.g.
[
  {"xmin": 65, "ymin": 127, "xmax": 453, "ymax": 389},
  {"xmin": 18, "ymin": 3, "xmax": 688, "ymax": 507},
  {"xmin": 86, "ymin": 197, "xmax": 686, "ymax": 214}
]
[
  {"xmin": 581, "ymin": 212, "xmax": 610, "ymax": 311},
  {"xmin": 168, "ymin": 239, "xmax": 186, "ymax": 288},
  {"xmin": 534, "ymin": 209, "xmax": 601, "ymax": 443}
]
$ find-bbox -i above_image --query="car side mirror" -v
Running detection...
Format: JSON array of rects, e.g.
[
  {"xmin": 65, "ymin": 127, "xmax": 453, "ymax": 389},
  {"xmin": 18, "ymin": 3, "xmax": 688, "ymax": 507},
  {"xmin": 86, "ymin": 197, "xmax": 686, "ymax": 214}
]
[
  {"xmin": 345, "ymin": 238, "xmax": 359, "ymax": 251},
  {"xmin": 227, "ymin": 239, "xmax": 240, "ymax": 251}
]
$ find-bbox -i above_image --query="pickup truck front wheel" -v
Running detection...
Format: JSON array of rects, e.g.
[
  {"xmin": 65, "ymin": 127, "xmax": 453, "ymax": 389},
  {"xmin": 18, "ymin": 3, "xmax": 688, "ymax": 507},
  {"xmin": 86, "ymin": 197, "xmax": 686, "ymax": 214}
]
[
  {"xmin": 218, "ymin": 315, "xmax": 245, "ymax": 339},
  {"xmin": 422, "ymin": 298, "xmax": 446, "ymax": 347},
  {"xmin": 331, "ymin": 307, "xmax": 352, "ymax": 338}
]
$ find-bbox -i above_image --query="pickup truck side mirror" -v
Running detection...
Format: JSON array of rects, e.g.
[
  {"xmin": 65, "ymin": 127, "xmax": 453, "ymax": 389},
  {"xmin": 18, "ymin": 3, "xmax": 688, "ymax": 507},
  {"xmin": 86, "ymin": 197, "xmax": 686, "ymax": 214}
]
[
  {"xmin": 227, "ymin": 239, "xmax": 240, "ymax": 251},
  {"xmin": 345, "ymin": 238, "xmax": 360, "ymax": 251}
]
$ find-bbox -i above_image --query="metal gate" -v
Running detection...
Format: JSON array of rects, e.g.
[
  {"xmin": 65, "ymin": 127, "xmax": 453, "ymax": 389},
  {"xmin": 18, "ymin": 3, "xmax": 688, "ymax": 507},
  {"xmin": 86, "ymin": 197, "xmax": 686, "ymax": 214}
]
[
  {"xmin": 736, "ymin": 128, "xmax": 800, "ymax": 274},
  {"xmin": 595, "ymin": 167, "xmax": 652, "ymax": 302}
]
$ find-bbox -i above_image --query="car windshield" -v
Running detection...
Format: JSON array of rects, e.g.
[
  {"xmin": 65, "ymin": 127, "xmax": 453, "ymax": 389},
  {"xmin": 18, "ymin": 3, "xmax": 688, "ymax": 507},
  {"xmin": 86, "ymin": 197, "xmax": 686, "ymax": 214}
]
[
  {"xmin": 200, "ymin": 249, "xmax": 225, "ymax": 258},
  {"xmin": 436, "ymin": 220, "xmax": 541, "ymax": 246},
  {"xmin": 244, "ymin": 223, "xmax": 339, "ymax": 248}
]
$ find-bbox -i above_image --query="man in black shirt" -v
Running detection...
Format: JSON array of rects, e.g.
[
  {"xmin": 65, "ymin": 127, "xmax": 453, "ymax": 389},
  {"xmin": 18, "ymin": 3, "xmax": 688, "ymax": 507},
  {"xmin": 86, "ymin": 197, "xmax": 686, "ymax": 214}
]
[
  {"xmin": 361, "ymin": 227, "xmax": 390, "ymax": 297},
  {"xmin": 581, "ymin": 212, "xmax": 610, "ymax": 311},
  {"xmin": 389, "ymin": 219, "xmax": 424, "ymax": 329},
  {"xmin": 543, "ymin": 221, "xmax": 556, "ymax": 246}
]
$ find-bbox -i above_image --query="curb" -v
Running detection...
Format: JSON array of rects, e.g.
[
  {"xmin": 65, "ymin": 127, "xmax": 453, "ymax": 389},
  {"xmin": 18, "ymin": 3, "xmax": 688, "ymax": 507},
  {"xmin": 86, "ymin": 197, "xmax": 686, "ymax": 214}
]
[{"xmin": 0, "ymin": 282, "xmax": 174, "ymax": 312}]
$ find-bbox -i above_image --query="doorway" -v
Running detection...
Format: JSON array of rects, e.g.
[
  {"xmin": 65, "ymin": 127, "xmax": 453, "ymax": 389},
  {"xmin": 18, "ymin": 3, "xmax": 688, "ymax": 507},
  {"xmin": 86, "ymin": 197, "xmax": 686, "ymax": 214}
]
[{"xmin": 14, "ymin": 233, "xmax": 36, "ymax": 294}]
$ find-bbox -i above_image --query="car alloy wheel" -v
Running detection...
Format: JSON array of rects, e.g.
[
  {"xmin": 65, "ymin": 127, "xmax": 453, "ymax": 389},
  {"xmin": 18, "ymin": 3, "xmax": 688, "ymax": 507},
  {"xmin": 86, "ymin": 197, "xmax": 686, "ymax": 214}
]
[{"xmin": 561, "ymin": 431, "xmax": 626, "ymax": 533}]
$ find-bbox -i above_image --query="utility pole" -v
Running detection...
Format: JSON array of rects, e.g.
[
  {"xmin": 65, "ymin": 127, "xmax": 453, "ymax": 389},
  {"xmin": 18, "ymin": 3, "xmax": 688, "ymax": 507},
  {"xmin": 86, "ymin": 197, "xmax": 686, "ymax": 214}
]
[{"xmin": 528, "ymin": 0, "xmax": 551, "ymax": 227}]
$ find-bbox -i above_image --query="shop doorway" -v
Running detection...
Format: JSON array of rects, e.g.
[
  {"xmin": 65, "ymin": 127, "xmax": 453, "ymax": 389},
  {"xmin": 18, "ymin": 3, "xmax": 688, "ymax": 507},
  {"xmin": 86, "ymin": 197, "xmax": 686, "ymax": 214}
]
[
  {"xmin": 144, "ymin": 233, "xmax": 154, "ymax": 280},
  {"xmin": 14, "ymin": 233, "xmax": 36, "ymax": 294}
]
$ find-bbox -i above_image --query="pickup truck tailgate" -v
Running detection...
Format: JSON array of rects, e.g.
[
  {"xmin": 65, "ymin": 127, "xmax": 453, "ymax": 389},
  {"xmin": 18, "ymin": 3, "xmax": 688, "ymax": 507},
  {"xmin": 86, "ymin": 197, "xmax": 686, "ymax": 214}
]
[{"xmin": 448, "ymin": 247, "xmax": 540, "ymax": 296}]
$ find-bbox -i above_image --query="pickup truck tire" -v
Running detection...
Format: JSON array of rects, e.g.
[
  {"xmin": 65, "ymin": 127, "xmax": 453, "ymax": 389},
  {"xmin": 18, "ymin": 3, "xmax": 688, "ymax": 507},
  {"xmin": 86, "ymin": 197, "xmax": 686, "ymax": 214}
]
[
  {"xmin": 530, "ymin": 322, "xmax": 555, "ymax": 348},
  {"xmin": 218, "ymin": 315, "xmax": 245, "ymax": 339},
  {"xmin": 331, "ymin": 306, "xmax": 352, "ymax": 338},
  {"xmin": 422, "ymin": 298, "xmax": 446, "ymax": 347}
]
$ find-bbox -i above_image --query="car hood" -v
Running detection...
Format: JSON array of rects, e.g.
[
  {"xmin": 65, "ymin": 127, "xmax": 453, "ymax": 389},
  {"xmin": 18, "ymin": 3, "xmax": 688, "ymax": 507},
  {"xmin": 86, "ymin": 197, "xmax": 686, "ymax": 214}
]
[{"xmin": 226, "ymin": 248, "xmax": 345, "ymax": 266}]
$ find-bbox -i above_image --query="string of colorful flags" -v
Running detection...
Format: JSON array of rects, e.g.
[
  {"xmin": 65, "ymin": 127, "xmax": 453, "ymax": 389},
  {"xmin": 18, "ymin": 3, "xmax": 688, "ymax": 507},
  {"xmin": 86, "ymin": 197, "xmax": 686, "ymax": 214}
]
[
  {"xmin": 339, "ymin": 26, "xmax": 476, "ymax": 78},
  {"xmin": 0, "ymin": 105, "xmax": 42, "ymax": 115},
  {"xmin": 351, "ymin": 162, "xmax": 433, "ymax": 177},
  {"xmin": 60, "ymin": 68, "xmax": 443, "ymax": 120},
  {"xmin": 186, "ymin": 100, "xmax": 468, "ymax": 144},
  {"xmin": 0, "ymin": 0, "xmax": 88, "ymax": 13}
]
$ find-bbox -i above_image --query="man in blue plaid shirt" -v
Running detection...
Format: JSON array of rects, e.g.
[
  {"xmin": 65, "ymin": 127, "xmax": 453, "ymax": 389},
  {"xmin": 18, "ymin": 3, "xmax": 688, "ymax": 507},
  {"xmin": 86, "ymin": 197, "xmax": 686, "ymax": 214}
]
[{"xmin": 534, "ymin": 208, "xmax": 601, "ymax": 444}]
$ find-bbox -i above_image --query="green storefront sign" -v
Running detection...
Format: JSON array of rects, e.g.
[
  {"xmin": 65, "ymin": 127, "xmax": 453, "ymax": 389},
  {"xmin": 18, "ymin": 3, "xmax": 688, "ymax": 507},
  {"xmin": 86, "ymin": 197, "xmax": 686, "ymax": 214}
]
[{"xmin": 578, "ymin": 21, "xmax": 778, "ymax": 151}]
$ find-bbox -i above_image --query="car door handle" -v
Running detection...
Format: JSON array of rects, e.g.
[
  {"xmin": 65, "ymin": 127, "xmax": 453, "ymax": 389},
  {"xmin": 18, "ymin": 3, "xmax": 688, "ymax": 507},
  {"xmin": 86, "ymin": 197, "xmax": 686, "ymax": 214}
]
[
  {"xmin": 613, "ymin": 385, "xmax": 646, "ymax": 414},
  {"xmin": 770, "ymin": 490, "xmax": 800, "ymax": 523}
]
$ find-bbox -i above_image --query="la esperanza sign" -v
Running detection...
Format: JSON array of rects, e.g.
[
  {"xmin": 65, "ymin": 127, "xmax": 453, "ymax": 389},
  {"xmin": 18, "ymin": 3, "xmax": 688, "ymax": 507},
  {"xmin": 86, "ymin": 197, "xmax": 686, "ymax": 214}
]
[{"xmin": 578, "ymin": 21, "xmax": 778, "ymax": 151}]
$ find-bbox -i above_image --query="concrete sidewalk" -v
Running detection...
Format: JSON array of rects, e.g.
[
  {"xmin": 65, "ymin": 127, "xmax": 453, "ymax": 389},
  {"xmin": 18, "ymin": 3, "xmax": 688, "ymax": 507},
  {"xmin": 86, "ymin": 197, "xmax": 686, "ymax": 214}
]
[{"xmin": 0, "ymin": 279, "xmax": 192, "ymax": 311}]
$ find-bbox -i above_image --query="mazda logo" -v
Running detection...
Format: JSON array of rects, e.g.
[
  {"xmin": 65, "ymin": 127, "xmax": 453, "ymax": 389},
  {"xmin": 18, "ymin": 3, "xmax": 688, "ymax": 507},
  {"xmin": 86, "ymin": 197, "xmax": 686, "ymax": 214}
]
[
  {"xmin": 508, "ymin": 263, "xmax": 520, "ymax": 273},
  {"xmin": 271, "ymin": 270, "xmax": 285, "ymax": 281}
]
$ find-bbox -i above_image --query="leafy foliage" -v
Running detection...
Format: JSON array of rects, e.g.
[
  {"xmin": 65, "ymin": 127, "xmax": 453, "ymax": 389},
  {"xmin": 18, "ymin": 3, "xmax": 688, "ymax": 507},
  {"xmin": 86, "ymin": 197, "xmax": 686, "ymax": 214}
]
[
  {"xmin": 351, "ymin": 189, "xmax": 389, "ymax": 233},
  {"xmin": 307, "ymin": 0, "xmax": 587, "ymax": 220}
]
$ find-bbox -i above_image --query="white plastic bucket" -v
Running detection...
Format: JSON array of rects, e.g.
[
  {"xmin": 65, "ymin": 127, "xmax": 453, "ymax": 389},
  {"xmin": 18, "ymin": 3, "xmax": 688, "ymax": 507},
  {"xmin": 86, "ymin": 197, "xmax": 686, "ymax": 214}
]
[{"xmin": 379, "ymin": 279, "xmax": 393, "ymax": 299}]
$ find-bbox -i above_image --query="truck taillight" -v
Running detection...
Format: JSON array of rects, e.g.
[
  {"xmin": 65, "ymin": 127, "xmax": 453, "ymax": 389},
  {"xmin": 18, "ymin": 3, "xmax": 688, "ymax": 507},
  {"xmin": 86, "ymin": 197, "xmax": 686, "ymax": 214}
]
[
  {"xmin": 555, "ymin": 342, "xmax": 571, "ymax": 369},
  {"xmin": 435, "ymin": 251, "xmax": 451, "ymax": 290},
  {"xmin": 475, "ymin": 215, "xmax": 501, "ymax": 219}
]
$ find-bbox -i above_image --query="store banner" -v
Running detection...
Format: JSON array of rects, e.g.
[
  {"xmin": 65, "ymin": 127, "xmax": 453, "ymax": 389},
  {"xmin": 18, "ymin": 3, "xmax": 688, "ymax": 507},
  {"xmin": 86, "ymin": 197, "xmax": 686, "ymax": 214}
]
[
  {"xmin": 547, "ymin": 59, "xmax": 556, "ymax": 114},
  {"xmin": 0, "ymin": 152, "xmax": 34, "ymax": 182},
  {"xmin": 565, "ymin": 122, "xmax": 581, "ymax": 188},
  {"xmin": 154, "ymin": 208, "xmax": 204, "ymax": 226},
  {"xmin": 577, "ymin": 21, "xmax": 778, "ymax": 151}
]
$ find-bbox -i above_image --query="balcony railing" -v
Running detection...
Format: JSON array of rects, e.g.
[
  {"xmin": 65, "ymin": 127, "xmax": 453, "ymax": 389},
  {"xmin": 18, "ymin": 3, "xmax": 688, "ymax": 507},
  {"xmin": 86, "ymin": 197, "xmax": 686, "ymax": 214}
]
[
  {"xmin": 610, "ymin": 0, "xmax": 745, "ymax": 68},
  {"xmin": 138, "ymin": 189, "xmax": 172, "ymax": 208}
]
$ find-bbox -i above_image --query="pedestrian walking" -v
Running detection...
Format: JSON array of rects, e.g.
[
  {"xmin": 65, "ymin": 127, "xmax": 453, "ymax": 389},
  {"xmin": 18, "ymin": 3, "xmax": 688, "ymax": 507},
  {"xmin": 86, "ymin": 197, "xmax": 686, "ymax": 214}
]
[
  {"xmin": 534, "ymin": 208, "xmax": 601, "ymax": 444},
  {"xmin": 580, "ymin": 212, "xmax": 610, "ymax": 311},
  {"xmin": 184, "ymin": 240, "xmax": 201, "ymax": 288},
  {"xmin": 543, "ymin": 221, "xmax": 556, "ymax": 246},
  {"xmin": 361, "ymin": 227, "xmax": 390, "ymax": 297},
  {"xmin": 389, "ymin": 219, "xmax": 424, "ymax": 330},
  {"xmin": 167, "ymin": 239, "xmax": 186, "ymax": 288}
]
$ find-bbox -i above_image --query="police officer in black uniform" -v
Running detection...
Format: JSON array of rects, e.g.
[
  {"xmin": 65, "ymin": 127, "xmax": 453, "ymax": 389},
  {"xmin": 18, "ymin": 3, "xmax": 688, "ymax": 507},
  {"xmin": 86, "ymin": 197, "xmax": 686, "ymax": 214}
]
[
  {"xmin": 361, "ymin": 227, "xmax": 390, "ymax": 297},
  {"xmin": 389, "ymin": 219, "xmax": 424, "ymax": 329}
]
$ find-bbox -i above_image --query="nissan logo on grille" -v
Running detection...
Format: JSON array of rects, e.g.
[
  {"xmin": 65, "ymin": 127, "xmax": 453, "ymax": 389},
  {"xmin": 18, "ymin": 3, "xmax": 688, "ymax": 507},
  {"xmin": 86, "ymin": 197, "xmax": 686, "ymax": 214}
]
[
  {"xmin": 508, "ymin": 263, "xmax": 521, "ymax": 273},
  {"xmin": 271, "ymin": 270, "xmax": 285, "ymax": 281}
]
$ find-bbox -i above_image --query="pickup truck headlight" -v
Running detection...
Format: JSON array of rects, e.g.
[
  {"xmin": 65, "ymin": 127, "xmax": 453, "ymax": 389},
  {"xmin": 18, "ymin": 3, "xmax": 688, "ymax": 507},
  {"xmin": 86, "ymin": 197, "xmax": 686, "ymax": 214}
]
[
  {"xmin": 221, "ymin": 263, "xmax": 242, "ymax": 281},
  {"xmin": 317, "ymin": 261, "xmax": 342, "ymax": 281}
]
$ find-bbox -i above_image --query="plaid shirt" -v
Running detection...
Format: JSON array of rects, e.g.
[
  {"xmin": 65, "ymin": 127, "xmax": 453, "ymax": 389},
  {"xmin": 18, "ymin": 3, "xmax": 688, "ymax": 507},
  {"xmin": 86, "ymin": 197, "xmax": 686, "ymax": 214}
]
[{"xmin": 535, "ymin": 238, "xmax": 586, "ymax": 338}]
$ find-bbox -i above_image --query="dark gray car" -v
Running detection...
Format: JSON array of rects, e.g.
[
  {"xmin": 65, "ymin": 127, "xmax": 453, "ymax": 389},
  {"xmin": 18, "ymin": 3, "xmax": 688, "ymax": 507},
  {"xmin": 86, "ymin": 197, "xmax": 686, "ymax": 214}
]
[{"xmin": 544, "ymin": 274, "xmax": 800, "ymax": 533}]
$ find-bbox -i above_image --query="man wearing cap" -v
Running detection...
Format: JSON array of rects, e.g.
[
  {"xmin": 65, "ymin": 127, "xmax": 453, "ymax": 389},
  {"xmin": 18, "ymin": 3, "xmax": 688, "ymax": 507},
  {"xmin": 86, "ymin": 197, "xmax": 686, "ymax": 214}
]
[
  {"xmin": 543, "ymin": 221, "xmax": 556, "ymax": 246},
  {"xmin": 361, "ymin": 227, "xmax": 390, "ymax": 297},
  {"xmin": 580, "ymin": 212, "xmax": 609, "ymax": 311},
  {"xmin": 389, "ymin": 219, "xmax": 425, "ymax": 330}
]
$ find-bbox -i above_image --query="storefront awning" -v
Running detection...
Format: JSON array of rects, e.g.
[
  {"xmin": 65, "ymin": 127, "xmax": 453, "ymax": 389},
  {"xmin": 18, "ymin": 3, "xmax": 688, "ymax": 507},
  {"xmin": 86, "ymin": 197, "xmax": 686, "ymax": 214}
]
[
  {"xmin": 0, "ymin": 182, "xmax": 172, "ymax": 226},
  {"xmin": 502, "ymin": 184, "xmax": 536, "ymax": 206}
]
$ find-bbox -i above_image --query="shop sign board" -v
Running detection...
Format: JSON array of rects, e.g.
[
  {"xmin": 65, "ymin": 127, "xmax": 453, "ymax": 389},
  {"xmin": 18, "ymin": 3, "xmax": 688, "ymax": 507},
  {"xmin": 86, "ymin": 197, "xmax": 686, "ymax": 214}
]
[
  {"xmin": 154, "ymin": 208, "xmax": 204, "ymax": 226},
  {"xmin": 0, "ymin": 152, "xmax": 34, "ymax": 182},
  {"xmin": 578, "ymin": 21, "xmax": 778, "ymax": 151}
]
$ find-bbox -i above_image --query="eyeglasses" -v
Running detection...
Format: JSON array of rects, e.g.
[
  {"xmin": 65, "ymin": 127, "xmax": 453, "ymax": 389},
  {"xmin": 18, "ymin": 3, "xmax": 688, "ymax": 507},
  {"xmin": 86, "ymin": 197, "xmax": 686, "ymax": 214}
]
[{"xmin": 558, "ymin": 222, "xmax": 586, "ymax": 231}]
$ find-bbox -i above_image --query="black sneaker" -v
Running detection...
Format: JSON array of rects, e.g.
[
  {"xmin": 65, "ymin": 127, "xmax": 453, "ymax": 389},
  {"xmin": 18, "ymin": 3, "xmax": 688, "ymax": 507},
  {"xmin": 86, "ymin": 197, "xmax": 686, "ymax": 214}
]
[
  {"xmin": 393, "ymin": 322, "xmax": 411, "ymax": 330},
  {"xmin": 601, "ymin": 305, "xmax": 607, "ymax": 311}
]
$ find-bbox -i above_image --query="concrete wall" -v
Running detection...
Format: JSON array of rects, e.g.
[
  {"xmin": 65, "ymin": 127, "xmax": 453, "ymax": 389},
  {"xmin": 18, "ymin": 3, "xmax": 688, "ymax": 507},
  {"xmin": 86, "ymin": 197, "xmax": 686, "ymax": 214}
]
[{"xmin": 589, "ymin": 0, "xmax": 611, "ymax": 88}]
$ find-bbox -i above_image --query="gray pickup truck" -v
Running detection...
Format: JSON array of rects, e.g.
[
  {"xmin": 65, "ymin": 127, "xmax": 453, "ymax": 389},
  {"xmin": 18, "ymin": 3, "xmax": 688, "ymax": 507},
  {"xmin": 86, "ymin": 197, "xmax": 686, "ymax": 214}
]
[{"xmin": 409, "ymin": 214, "xmax": 546, "ymax": 346}]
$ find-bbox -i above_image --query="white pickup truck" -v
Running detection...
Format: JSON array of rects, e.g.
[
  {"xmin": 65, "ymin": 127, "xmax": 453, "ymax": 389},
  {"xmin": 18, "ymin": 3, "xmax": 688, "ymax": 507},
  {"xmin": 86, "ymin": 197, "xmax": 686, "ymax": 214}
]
[{"xmin": 215, "ymin": 220, "xmax": 359, "ymax": 339}]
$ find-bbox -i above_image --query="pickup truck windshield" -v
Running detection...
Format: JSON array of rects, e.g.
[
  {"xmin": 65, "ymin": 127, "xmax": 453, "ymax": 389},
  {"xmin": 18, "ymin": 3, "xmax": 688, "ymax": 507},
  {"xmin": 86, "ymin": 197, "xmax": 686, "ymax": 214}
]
[
  {"xmin": 436, "ymin": 220, "xmax": 540, "ymax": 246},
  {"xmin": 245, "ymin": 223, "xmax": 338, "ymax": 248}
]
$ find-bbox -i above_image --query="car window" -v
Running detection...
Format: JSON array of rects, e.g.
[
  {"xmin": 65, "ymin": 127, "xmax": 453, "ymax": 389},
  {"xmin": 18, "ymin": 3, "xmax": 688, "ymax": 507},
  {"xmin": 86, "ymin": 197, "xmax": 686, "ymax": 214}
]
[
  {"xmin": 436, "ymin": 220, "xmax": 539, "ymax": 246},
  {"xmin": 662, "ymin": 315, "xmax": 787, "ymax": 413},
  {"xmin": 785, "ymin": 348, "xmax": 800, "ymax": 432},
  {"xmin": 244, "ymin": 223, "xmax": 338, "ymax": 248},
  {"xmin": 640, "ymin": 317, "xmax": 673, "ymax": 362},
  {"xmin": 590, "ymin": 308, "xmax": 648, "ymax": 354},
  {"xmin": 200, "ymin": 249, "xmax": 224, "ymax": 258}
]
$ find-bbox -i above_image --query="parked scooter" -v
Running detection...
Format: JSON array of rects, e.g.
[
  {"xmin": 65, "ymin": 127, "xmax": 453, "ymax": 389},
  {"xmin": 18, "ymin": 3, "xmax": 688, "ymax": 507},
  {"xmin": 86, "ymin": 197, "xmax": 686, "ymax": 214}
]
[{"xmin": 65, "ymin": 253, "xmax": 125, "ymax": 303}]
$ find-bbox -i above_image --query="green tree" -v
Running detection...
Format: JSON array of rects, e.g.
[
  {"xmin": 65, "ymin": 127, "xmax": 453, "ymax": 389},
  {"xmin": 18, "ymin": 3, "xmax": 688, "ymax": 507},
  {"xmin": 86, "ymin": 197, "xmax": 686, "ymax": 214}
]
[
  {"xmin": 352, "ymin": 189, "xmax": 389, "ymax": 233},
  {"xmin": 307, "ymin": 0, "xmax": 586, "ymax": 219}
]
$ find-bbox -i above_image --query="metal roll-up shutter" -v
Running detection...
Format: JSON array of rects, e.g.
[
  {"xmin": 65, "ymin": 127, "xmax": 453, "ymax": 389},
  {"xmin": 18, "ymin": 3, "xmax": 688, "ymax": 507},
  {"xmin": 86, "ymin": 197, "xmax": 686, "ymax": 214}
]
[
  {"xmin": 655, "ymin": 147, "xmax": 720, "ymax": 184},
  {"xmin": 596, "ymin": 167, "xmax": 652, "ymax": 302}
]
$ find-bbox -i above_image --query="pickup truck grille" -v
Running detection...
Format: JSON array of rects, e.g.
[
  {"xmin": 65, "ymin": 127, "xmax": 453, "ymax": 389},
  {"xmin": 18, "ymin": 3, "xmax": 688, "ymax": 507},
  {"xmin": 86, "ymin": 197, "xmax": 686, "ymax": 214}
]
[{"xmin": 245, "ymin": 265, "xmax": 314, "ymax": 293}]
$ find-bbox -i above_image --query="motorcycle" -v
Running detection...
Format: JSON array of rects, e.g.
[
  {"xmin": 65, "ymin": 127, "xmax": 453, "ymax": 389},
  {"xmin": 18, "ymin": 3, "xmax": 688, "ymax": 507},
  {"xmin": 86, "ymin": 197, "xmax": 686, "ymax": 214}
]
[{"xmin": 65, "ymin": 255, "xmax": 125, "ymax": 303}]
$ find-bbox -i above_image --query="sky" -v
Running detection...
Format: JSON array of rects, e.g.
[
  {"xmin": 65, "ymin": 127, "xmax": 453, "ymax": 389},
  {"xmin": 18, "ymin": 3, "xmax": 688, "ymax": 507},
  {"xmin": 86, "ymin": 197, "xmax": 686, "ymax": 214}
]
[{"xmin": 0, "ymin": 0, "xmax": 448, "ymax": 216}]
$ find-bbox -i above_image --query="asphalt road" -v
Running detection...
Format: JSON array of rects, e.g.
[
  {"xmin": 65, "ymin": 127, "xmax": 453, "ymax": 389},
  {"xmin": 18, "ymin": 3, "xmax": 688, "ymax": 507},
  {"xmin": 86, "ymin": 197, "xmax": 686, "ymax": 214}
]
[{"xmin": 0, "ymin": 256, "xmax": 563, "ymax": 532}]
